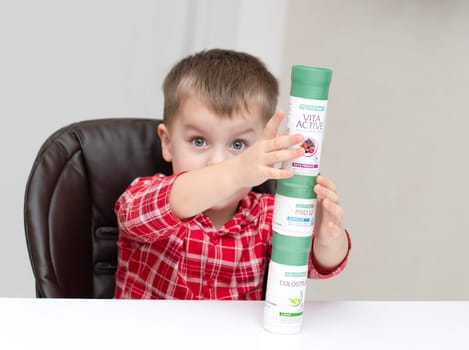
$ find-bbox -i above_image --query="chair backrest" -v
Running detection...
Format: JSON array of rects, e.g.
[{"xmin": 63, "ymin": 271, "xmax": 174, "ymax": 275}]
[{"xmin": 24, "ymin": 118, "xmax": 276, "ymax": 298}]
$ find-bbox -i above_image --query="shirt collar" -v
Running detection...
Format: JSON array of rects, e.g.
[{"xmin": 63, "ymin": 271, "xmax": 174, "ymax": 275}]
[{"xmin": 194, "ymin": 192, "xmax": 264, "ymax": 235}]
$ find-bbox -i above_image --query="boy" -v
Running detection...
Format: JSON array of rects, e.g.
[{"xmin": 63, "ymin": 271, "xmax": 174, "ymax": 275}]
[{"xmin": 114, "ymin": 49, "xmax": 350, "ymax": 299}]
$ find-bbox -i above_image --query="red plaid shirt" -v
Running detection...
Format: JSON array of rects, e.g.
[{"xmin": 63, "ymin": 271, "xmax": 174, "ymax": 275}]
[{"xmin": 114, "ymin": 173, "xmax": 349, "ymax": 300}]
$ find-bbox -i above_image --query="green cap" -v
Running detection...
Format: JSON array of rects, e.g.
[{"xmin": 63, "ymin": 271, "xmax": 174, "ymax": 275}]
[
  {"xmin": 290, "ymin": 65, "xmax": 332, "ymax": 100},
  {"xmin": 271, "ymin": 232, "xmax": 313, "ymax": 266},
  {"xmin": 277, "ymin": 175, "xmax": 317, "ymax": 199}
]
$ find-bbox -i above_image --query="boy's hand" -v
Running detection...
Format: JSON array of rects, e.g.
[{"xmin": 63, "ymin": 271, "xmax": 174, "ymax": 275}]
[
  {"xmin": 312, "ymin": 175, "xmax": 349, "ymax": 271},
  {"xmin": 235, "ymin": 110, "xmax": 304, "ymax": 187}
]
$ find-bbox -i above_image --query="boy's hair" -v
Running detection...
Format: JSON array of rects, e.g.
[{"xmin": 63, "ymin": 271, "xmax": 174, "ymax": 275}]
[{"xmin": 162, "ymin": 48, "xmax": 278, "ymax": 125}]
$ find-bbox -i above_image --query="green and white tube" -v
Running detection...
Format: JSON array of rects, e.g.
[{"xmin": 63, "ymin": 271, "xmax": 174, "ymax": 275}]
[{"xmin": 263, "ymin": 65, "xmax": 332, "ymax": 334}]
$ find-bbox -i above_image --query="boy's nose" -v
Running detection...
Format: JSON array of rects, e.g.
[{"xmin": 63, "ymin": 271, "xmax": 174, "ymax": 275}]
[{"xmin": 206, "ymin": 148, "xmax": 229, "ymax": 166}]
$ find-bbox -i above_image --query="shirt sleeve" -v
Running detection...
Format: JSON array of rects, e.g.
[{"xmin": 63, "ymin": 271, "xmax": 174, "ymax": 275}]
[
  {"xmin": 308, "ymin": 229, "xmax": 352, "ymax": 279},
  {"xmin": 114, "ymin": 173, "xmax": 185, "ymax": 243}
]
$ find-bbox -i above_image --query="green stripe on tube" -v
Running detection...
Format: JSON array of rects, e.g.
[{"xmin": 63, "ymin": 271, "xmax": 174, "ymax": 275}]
[
  {"xmin": 277, "ymin": 175, "xmax": 318, "ymax": 198},
  {"xmin": 271, "ymin": 232, "xmax": 312, "ymax": 266}
]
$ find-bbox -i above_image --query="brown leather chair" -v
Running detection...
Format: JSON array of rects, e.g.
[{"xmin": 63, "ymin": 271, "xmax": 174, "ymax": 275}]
[{"xmin": 24, "ymin": 118, "xmax": 276, "ymax": 298}]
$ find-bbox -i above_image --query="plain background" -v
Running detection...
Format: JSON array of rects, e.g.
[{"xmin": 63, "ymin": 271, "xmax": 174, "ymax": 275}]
[{"xmin": 1, "ymin": 0, "xmax": 468, "ymax": 300}]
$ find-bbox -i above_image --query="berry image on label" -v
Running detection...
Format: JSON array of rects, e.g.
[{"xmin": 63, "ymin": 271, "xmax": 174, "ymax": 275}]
[{"xmin": 300, "ymin": 139, "xmax": 316, "ymax": 157}]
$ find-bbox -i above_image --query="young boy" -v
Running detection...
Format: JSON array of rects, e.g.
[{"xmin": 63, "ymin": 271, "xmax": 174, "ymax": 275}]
[{"xmin": 114, "ymin": 49, "xmax": 350, "ymax": 300}]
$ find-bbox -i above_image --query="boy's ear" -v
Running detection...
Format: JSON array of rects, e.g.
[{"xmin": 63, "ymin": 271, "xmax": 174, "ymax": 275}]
[{"xmin": 157, "ymin": 123, "xmax": 172, "ymax": 162}]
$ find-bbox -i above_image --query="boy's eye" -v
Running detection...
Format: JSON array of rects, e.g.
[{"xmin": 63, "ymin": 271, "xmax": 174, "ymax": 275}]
[
  {"xmin": 191, "ymin": 137, "xmax": 207, "ymax": 147},
  {"xmin": 231, "ymin": 140, "xmax": 246, "ymax": 150}
]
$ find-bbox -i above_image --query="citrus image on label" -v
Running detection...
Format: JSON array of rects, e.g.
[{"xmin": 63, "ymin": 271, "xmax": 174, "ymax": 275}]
[{"xmin": 263, "ymin": 261, "xmax": 308, "ymax": 334}]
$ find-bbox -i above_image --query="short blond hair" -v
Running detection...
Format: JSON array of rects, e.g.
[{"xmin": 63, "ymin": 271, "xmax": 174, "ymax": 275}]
[{"xmin": 162, "ymin": 49, "xmax": 278, "ymax": 126}]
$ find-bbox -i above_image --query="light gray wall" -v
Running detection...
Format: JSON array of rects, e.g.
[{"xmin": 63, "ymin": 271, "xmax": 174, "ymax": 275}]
[
  {"xmin": 1, "ymin": 0, "xmax": 159, "ymax": 297},
  {"xmin": 0, "ymin": 0, "xmax": 287, "ymax": 297},
  {"xmin": 280, "ymin": 0, "xmax": 469, "ymax": 300}
]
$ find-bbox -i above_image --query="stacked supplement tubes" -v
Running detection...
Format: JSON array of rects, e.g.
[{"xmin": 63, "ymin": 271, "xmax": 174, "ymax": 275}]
[{"xmin": 263, "ymin": 66, "xmax": 332, "ymax": 334}]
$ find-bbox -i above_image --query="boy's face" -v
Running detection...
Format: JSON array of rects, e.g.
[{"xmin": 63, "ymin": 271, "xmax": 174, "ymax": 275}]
[{"xmin": 158, "ymin": 96, "xmax": 265, "ymax": 212}]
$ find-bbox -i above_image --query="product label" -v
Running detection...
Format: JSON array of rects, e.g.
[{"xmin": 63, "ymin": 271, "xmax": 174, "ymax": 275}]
[
  {"xmin": 272, "ymin": 194, "xmax": 316, "ymax": 237},
  {"xmin": 282, "ymin": 96, "xmax": 328, "ymax": 176},
  {"xmin": 263, "ymin": 261, "xmax": 308, "ymax": 333}
]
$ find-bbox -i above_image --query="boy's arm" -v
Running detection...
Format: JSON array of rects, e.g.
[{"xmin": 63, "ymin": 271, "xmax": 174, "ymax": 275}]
[
  {"xmin": 115, "ymin": 174, "xmax": 184, "ymax": 243},
  {"xmin": 310, "ymin": 175, "xmax": 351, "ymax": 275},
  {"xmin": 169, "ymin": 110, "xmax": 304, "ymax": 220},
  {"xmin": 308, "ymin": 229, "xmax": 351, "ymax": 278}
]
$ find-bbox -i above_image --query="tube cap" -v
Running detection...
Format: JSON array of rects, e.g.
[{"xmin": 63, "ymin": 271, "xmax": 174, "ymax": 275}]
[{"xmin": 290, "ymin": 65, "xmax": 332, "ymax": 100}]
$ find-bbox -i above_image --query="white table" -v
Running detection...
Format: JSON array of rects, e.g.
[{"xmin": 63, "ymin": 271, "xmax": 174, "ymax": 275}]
[{"xmin": 0, "ymin": 299, "xmax": 468, "ymax": 349}]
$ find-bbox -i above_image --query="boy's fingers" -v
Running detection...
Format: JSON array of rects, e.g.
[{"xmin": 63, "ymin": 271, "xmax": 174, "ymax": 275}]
[
  {"xmin": 315, "ymin": 184, "xmax": 340, "ymax": 203},
  {"xmin": 322, "ymin": 199, "xmax": 344, "ymax": 225},
  {"xmin": 265, "ymin": 148, "xmax": 304, "ymax": 165},
  {"xmin": 266, "ymin": 167, "xmax": 295, "ymax": 180},
  {"xmin": 264, "ymin": 110, "xmax": 285, "ymax": 139},
  {"xmin": 316, "ymin": 175, "xmax": 337, "ymax": 192},
  {"xmin": 267, "ymin": 133, "xmax": 304, "ymax": 152}
]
